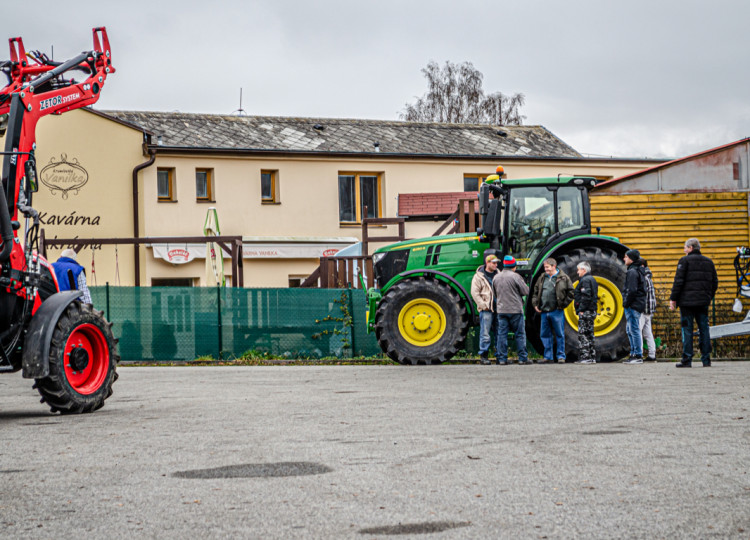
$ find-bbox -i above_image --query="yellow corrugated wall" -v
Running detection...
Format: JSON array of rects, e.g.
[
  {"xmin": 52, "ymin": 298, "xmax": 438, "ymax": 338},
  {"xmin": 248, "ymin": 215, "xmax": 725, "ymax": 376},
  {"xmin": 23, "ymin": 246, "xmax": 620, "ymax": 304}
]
[{"xmin": 590, "ymin": 192, "xmax": 748, "ymax": 305}]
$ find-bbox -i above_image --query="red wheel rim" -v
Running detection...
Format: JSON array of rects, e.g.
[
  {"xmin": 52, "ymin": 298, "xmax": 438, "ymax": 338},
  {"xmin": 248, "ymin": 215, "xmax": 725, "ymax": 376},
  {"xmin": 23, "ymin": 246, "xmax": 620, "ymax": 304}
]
[{"xmin": 64, "ymin": 323, "xmax": 109, "ymax": 395}]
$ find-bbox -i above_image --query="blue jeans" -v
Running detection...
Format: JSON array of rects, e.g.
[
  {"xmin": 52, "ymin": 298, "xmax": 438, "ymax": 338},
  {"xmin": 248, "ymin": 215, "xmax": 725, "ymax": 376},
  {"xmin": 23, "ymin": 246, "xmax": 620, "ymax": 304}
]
[
  {"xmin": 624, "ymin": 307, "xmax": 643, "ymax": 357},
  {"xmin": 496, "ymin": 313, "xmax": 528, "ymax": 363},
  {"xmin": 680, "ymin": 306, "xmax": 711, "ymax": 363},
  {"xmin": 478, "ymin": 310, "xmax": 496, "ymax": 356},
  {"xmin": 540, "ymin": 309, "xmax": 566, "ymax": 361}
]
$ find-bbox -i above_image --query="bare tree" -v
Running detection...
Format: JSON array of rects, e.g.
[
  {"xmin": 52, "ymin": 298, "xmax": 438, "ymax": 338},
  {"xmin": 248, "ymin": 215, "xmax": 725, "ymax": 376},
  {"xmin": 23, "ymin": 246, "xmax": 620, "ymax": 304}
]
[{"xmin": 400, "ymin": 61, "xmax": 525, "ymax": 125}]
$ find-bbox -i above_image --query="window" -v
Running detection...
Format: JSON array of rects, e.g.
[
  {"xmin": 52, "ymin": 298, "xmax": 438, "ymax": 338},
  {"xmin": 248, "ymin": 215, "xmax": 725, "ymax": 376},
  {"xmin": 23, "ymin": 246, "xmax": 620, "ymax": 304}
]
[
  {"xmin": 338, "ymin": 172, "xmax": 381, "ymax": 223},
  {"xmin": 508, "ymin": 186, "xmax": 555, "ymax": 263},
  {"xmin": 157, "ymin": 168, "xmax": 175, "ymax": 201},
  {"xmin": 557, "ymin": 187, "xmax": 585, "ymax": 234},
  {"xmin": 288, "ymin": 275, "xmax": 308, "ymax": 288},
  {"xmin": 261, "ymin": 170, "xmax": 278, "ymax": 203},
  {"xmin": 151, "ymin": 278, "xmax": 194, "ymax": 287},
  {"xmin": 463, "ymin": 174, "xmax": 485, "ymax": 192},
  {"xmin": 196, "ymin": 168, "xmax": 214, "ymax": 201}
]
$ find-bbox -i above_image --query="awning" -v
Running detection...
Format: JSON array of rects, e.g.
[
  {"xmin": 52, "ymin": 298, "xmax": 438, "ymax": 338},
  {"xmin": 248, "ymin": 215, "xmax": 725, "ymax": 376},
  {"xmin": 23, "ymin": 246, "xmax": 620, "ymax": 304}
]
[{"xmin": 150, "ymin": 237, "xmax": 359, "ymax": 264}]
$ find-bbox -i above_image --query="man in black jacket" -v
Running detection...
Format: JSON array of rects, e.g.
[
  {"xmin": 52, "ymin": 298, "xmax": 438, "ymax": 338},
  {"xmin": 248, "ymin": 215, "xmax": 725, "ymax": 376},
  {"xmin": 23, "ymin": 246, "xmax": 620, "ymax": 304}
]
[
  {"xmin": 622, "ymin": 249, "xmax": 647, "ymax": 364},
  {"xmin": 574, "ymin": 261, "xmax": 599, "ymax": 364},
  {"xmin": 669, "ymin": 238, "xmax": 719, "ymax": 367}
]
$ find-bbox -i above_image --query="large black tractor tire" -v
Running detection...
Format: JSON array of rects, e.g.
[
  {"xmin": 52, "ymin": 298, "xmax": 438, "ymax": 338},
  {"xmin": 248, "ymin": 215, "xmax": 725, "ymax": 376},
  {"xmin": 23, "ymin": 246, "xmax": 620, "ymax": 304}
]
[
  {"xmin": 375, "ymin": 277, "xmax": 469, "ymax": 365},
  {"xmin": 34, "ymin": 302, "xmax": 119, "ymax": 414},
  {"xmin": 527, "ymin": 247, "xmax": 630, "ymax": 363}
]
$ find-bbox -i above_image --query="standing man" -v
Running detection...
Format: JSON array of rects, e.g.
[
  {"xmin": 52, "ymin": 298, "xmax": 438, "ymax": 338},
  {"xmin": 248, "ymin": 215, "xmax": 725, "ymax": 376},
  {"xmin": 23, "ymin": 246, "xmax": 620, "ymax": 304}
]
[
  {"xmin": 574, "ymin": 261, "xmax": 599, "ymax": 364},
  {"xmin": 622, "ymin": 249, "xmax": 647, "ymax": 364},
  {"xmin": 493, "ymin": 255, "xmax": 530, "ymax": 365},
  {"xmin": 532, "ymin": 258, "xmax": 575, "ymax": 363},
  {"xmin": 669, "ymin": 238, "xmax": 719, "ymax": 368},
  {"xmin": 52, "ymin": 248, "xmax": 93, "ymax": 304},
  {"xmin": 471, "ymin": 254, "xmax": 500, "ymax": 365}
]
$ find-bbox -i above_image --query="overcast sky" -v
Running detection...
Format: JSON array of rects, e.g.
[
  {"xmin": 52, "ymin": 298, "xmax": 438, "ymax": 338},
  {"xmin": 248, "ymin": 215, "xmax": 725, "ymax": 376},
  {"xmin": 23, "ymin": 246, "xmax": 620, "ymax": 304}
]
[{"xmin": 5, "ymin": 0, "xmax": 749, "ymax": 159}]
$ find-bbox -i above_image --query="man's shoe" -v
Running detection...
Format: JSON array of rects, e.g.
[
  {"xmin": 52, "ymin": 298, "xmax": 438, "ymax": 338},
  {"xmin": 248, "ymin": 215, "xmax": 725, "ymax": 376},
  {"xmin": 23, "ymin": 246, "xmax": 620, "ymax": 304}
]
[
  {"xmin": 556, "ymin": 358, "xmax": 566, "ymax": 364},
  {"xmin": 575, "ymin": 359, "xmax": 596, "ymax": 364},
  {"xmin": 517, "ymin": 360, "xmax": 533, "ymax": 365},
  {"xmin": 675, "ymin": 361, "xmax": 692, "ymax": 368},
  {"xmin": 496, "ymin": 360, "xmax": 508, "ymax": 365},
  {"xmin": 703, "ymin": 361, "xmax": 711, "ymax": 367},
  {"xmin": 647, "ymin": 357, "xmax": 656, "ymax": 362},
  {"xmin": 537, "ymin": 358, "xmax": 552, "ymax": 364},
  {"xmin": 480, "ymin": 359, "xmax": 491, "ymax": 365},
  {"xmin": 625, "ymin": 357, "xmax": 643, "ymax": 364}
]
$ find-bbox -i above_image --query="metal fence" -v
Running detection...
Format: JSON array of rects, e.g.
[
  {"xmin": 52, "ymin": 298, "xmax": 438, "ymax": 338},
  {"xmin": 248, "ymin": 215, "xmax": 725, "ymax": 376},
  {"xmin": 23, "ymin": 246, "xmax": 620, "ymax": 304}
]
[{"xmin": 89, "ymin": 286, "xmax": 384, "ymax": 361}]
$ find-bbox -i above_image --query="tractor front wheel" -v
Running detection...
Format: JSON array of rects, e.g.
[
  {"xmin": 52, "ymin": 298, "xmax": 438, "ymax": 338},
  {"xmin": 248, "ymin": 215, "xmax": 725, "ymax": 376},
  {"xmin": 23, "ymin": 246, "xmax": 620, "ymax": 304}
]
[
  {"xmin": 34, "ymin": 302, "xmax": 119, "ymax": 414},
  {"xmin": 375, "ymin": 277, "xmax": 469, "ymax": 365}
]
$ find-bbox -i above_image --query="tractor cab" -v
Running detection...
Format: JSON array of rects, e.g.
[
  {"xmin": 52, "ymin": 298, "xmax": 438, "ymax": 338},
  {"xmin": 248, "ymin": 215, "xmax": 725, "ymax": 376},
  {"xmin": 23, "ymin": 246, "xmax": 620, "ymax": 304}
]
[{"xmin": 477, "ymin": 166, "xmax": 597, "ymax": 277}]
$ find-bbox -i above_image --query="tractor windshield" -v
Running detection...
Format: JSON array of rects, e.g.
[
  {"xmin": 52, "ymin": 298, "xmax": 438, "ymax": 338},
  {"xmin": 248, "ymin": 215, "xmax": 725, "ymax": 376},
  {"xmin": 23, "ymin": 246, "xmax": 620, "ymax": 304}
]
[
  {"xmin": 508, "ymin": 185, "xmax": 587, "ymax": 263},
  {"xmin": 508, "ymin": 187, "xmax": 555, "ymax": 263}
]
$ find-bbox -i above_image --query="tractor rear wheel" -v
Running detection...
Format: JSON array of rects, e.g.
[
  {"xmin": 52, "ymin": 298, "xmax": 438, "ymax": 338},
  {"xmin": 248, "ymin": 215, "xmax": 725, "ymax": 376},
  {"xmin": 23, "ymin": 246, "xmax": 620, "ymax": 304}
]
[
  {"xmin": 34, "ymin": 302, "xmax": 119, "ymax": 414},
  {"xmin": 375, "ymin": 277, "xmax": 469, "ymax": 365},
  {"xmin": 528, "ymin": 247, "xmax": 629, "ymax": 362}
]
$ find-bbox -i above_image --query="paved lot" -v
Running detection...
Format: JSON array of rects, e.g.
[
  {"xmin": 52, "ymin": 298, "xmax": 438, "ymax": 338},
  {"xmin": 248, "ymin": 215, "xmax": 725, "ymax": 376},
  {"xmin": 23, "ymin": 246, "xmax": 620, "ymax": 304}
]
[{"xmin": 1, "ymin": 363, "xmax": 749, "ymax": 539}]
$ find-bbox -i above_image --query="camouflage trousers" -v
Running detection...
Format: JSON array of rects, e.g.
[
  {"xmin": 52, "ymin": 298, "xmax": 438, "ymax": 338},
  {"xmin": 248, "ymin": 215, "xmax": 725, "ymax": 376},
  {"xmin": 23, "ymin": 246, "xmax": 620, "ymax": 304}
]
[{"xmin": 578, "ymin": 311, "xmax": 597, "ymax": 362}]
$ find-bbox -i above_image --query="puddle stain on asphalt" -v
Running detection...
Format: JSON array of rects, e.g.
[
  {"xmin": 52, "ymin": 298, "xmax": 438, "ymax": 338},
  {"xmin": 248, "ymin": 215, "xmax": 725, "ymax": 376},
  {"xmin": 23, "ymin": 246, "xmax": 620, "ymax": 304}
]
[
  {"xmin": 172, "ymin": 462, "xmax": 333, "ymax": 479},
  {"xmin": 358, "ymin": 521, "xmax": 471, "ymax": 535}
]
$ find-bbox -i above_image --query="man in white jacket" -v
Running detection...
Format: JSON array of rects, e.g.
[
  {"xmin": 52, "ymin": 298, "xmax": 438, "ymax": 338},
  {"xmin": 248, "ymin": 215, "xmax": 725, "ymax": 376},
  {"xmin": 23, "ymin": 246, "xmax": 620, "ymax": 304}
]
[{"xmin": 470, "ymin": 254, "xmax": 499, "ymax": 364}]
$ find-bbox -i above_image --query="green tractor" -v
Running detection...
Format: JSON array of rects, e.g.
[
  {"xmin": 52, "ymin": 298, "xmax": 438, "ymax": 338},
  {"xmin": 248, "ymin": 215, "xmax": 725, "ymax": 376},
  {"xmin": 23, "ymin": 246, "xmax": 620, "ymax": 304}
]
[{"xmin": 366, "ymin": 167, "xmax": 631, "ymax": 364}]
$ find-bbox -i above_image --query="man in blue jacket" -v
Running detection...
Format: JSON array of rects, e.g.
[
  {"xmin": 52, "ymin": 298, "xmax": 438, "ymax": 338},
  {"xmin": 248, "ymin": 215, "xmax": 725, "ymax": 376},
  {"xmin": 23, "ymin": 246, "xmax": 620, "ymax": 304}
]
[
  {"xmin": 669, "ymin": 238, "xmax": 718, "ymax": 367},
  {"xmin": 52, "ymin": 248, "xmax": 93, "ymax": 304},
  {"xmin": 622, "ymin": 249, "xmax": 647, "ymax": 364}
]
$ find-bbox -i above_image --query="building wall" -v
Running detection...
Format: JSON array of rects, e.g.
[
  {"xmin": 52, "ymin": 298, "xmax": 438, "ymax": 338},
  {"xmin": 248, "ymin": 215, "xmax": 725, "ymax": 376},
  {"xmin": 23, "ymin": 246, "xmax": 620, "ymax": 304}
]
[
  {"xmin": 29, "ymin": 110, "xmax": 144, "ymax": 286},
  {"xmin": 592, "ymin": 193, "xmax": 749, "ymax": 305},
  {"xmin": 5, "ymin": 108, "xmax": 660, "ymax": 287}
]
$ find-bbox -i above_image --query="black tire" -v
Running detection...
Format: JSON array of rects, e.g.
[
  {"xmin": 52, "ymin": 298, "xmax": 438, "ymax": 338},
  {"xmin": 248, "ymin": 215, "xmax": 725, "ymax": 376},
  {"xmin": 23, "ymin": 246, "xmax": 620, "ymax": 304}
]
[
  {"xmin": 34, "ymin": 302, "xmax": 119, "ymax": 414},
  {"xmin": 375, "ymin": 277, "xmax": 469, "ymax": 365},
  {"xmin": 527, "ymin": 247, "xmax": 629, "ymax": 363}
]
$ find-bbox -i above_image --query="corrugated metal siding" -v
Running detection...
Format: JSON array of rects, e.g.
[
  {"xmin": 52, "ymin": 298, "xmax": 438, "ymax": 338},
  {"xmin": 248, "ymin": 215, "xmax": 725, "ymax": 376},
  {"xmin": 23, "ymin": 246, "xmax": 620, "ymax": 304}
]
[{"xmin": 590, "ymin": 192, "xmax": 748, "ymax": 303}]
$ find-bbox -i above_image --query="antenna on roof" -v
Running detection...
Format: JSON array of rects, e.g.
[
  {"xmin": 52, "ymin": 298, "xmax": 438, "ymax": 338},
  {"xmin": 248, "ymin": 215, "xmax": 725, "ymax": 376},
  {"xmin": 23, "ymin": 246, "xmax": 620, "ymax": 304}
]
[{"xmin": 232, "ymin": 88, "xmax": 247, "ymax": 116}]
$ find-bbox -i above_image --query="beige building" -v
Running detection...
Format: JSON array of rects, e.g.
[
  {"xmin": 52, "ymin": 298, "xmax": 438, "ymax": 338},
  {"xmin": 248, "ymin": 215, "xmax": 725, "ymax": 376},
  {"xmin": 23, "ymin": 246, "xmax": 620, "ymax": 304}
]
[{"xmin": 21, "ymin": 108, "xmax": 662, "ymax": 287}]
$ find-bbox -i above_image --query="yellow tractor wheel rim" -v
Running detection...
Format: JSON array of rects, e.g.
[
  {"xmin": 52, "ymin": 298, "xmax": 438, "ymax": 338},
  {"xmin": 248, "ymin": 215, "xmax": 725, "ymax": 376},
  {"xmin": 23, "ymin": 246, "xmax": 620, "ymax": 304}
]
[
  {"xmin": 564, "ymin": 276, "xmax": 624, "ymax": 337},
  {"xmin": 398, "ymin": 298, "xmax": 447, "ymax": 347}
]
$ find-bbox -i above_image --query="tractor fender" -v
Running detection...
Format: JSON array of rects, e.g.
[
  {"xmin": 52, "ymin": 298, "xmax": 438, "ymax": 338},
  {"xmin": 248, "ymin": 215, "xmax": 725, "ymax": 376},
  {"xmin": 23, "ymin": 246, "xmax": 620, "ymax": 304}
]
[
  {"xmin": 391, "ymin": 269, "xmax": 477, "ymax": 322},
  {"xmin": 22, "ymin": 291, "xmax": 82, "ymax": 379}
]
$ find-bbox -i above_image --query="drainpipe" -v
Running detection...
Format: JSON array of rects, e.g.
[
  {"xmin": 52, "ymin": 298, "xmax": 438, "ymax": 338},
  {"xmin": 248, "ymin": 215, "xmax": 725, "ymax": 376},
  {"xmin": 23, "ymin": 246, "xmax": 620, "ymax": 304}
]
[{"xmin": 132, "ymin": 142, "xmax": 155, "ymax": 286}]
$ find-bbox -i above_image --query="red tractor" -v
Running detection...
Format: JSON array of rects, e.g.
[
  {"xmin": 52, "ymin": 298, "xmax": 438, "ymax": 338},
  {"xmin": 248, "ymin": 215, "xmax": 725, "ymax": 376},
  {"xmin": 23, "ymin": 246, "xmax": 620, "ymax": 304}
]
[{"xmin": 0, "ymin": 28, "xmax": 119, "ymax": 413}]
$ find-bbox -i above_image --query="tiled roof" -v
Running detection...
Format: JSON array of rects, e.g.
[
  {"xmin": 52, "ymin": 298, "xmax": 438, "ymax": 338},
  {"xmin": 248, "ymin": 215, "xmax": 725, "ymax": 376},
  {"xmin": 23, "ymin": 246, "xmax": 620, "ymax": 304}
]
[
  {"xmin": 99, "ymin": 110, "xmax": 581, "ymax": 158},
  {"xmin": 399, "ymin": 192, "xmax": 478, "ymax": 217}
]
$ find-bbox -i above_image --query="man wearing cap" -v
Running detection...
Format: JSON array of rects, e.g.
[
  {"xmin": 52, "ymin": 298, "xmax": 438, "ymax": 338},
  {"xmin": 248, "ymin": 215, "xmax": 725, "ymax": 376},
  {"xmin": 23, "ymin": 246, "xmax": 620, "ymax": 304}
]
[
  {"xmin": 532, "ymin": 258, "xmax": 575, "ymax": 363},
  {"xmin": 52, "ymin": 248, "xmax": 93, "ymax": 304},
  {"xmin": 669, "ymin": 238, "xmax": 718, "ymax": 368},
  {"xmin": 471, "ymin": 254, "xmax": 500, "ymax": 364},
  {"xmin": 622, "ymin": 249, "xmax": 647, "ymax": 364},
  {"xmin": 492, "ymin": 255, "xmax": 530, "ymax": 365}
]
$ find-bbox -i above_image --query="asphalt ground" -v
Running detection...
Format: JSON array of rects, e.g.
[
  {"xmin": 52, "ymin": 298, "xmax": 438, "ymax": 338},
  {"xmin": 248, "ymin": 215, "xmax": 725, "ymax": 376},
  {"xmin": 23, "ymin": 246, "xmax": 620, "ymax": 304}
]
[{"xmin": 1, "ymin": 362, "xmax": 749, "ymax": 539}]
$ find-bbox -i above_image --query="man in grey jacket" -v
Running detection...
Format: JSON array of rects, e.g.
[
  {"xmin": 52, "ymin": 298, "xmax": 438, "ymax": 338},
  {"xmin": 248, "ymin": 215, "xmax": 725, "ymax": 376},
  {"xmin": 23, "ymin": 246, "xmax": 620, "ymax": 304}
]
[
  {"xmin": 493, "ymin": 255, "xmax": 530, "ymax": 365},
  {"xmin": 471, "ymin": 254, "xmax": 499, "ymax": 364}
]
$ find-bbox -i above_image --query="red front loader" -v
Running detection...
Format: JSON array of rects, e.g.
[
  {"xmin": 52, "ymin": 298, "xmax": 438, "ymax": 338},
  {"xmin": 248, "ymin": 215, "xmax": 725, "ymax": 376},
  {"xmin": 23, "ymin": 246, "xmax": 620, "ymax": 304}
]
[{"xmin": 0, "ymin": 28, "xmax": 118, "ymax": 413}]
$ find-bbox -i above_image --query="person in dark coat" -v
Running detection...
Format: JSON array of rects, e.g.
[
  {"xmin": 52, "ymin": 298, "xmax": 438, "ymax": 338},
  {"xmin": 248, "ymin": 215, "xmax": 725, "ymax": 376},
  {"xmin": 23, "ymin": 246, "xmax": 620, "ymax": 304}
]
[
  {"xmin": 573, "ymin": 261, "xmax": 599, "ymax": 364},
  {"xmin": 669, "ymin": 238, "xmax": 719, "ymax": 367},
  {"xmin": 622, "ymin": 249, "xmax": 647, "ymax": 363}
]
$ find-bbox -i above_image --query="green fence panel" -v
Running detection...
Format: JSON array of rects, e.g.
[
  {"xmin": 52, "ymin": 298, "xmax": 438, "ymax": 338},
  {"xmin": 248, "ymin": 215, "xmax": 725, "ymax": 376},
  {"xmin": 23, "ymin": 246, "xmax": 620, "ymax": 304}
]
[{"xmin": 90, "ymin": 286, "xmax": 382, "ymax": 361}]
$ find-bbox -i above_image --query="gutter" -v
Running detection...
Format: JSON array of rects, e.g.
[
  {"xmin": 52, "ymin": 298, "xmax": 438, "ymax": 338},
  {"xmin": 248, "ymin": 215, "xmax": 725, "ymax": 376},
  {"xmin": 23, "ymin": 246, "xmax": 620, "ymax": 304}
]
[{"xmin": 132, "ymin": 142, "xmax": 156, "ymax": 286}]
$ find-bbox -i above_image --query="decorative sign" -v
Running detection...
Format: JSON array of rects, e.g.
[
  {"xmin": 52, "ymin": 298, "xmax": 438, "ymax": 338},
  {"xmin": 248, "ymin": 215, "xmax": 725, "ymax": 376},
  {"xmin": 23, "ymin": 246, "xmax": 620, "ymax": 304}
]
[{"xmin": 40, "ymin": 153, "xmax": 89, "ymax": 199}]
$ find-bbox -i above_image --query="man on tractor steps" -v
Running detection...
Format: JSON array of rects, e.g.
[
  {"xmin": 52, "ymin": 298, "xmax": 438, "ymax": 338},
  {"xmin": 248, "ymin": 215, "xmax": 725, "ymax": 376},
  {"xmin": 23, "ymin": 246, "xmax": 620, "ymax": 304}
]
[
  {"xmin": 492, "ymin": 255, "xmax": 530, "ymax": 365},
  {"xmin": 471, "ymin": 254, "xmax": 500, "ymax": 365},
  {"xmin": 531, "ymin": 257, "xmax": 575, "ymax": 364}
]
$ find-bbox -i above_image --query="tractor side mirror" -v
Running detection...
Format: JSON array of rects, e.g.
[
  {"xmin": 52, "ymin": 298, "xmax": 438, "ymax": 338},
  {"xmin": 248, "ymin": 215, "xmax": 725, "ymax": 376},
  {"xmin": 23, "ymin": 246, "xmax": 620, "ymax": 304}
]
[
  {"xmin": 478, "ymin": 183, "xmax": 489, "ymax": 215},
  {"xmin": 24, "ymin": 159, "xmax": 38, "ymax": 193},
  {"xmin": 483, "ymin": 199, "xmax": 501, "ymax": 237}
]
